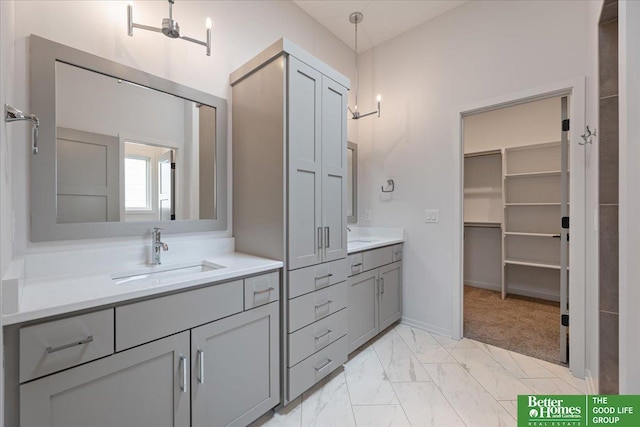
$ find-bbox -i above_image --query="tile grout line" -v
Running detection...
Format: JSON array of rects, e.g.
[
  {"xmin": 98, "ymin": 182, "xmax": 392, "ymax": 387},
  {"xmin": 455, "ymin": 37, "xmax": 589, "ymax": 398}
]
[
  {"xmin": 371, "ymin": 327, "xmax": 415, "ymax": 427},
  {"xmin": 342, "ymin": 361, "xmax": 363, "ymax": 426}
]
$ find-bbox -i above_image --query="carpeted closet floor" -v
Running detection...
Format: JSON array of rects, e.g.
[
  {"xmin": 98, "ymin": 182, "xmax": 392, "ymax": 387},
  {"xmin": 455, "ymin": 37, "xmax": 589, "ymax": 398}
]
[{"xmin": 463, "ymin": 285, "xmax": 564, "ymax": 365}]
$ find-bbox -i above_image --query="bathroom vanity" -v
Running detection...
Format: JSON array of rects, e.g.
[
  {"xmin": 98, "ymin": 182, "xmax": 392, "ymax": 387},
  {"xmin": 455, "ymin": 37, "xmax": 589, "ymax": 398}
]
[
  {"xmin": 4, "ymin": 253, "xmax": 282, "ymax": 427},
  {"xmin": 346, "ymin": 231, "xmax": 404, "ymax": 354}
]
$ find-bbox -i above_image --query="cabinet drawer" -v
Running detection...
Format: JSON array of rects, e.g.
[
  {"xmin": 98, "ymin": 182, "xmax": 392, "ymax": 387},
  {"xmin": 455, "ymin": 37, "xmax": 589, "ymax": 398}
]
[
  {"xmin": 288, "ymin": 334, "xmax": 348, "ymax": 401},
  {"xmin": 20, "ymin": 309, "xmax": 114, "ymax": 383},
  {"xmin": 116, "ymin": 280, "xmax": 243, "ymax": 351},
  {"xmin": 288, "ymin": 259, "xmax": 347, "ymax": 299},
  {"xmin": 348, "ymin": 252, "xmax": 364, "ymax": 276},
  {"xmin": 288, "ymin": 281, "xmax": 347, "ymax": 333},
  {"xmin": 244, "ymin": 271, "xmax": 280, "ymax": 310},
  {"xmin": 288, "ymin": 308, "xmax": 347, "ymax": 367},
  {"xmin": 392, "ymin": 244, "xmax": 404, "ymax": 262},
  {"xmin": 363, "ymin": 246, "xmax": 394, "ymax": 271}
]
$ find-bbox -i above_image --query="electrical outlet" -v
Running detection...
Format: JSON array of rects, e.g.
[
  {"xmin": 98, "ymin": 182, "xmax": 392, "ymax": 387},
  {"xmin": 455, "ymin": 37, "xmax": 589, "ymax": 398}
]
[
  {"xmin": 424, "ymin": 209, "xmax": 439, "ymax": 223},
  {"xmin": 365, "ymin": 209, "xmax": 372, "ymax": 221}
]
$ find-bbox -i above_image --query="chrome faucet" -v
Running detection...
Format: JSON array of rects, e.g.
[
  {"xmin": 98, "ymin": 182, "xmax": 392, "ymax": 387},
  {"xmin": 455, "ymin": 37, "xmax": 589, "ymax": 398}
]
[{"xmin": 151, "ymin": 227, "xmax": 169, "ymax": 265}]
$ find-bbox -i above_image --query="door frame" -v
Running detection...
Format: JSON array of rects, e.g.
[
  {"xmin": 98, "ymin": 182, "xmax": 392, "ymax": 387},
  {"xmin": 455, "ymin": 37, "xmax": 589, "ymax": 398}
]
[{"xmin": 451, "ymin": 77, "xmax": 587, "ymax": 378}]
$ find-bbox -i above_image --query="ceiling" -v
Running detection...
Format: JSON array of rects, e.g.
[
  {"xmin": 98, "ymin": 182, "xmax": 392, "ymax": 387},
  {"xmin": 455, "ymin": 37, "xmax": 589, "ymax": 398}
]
[{"xmin": 292, "ymin": 0, "xmax": 467, "ymax": 53}]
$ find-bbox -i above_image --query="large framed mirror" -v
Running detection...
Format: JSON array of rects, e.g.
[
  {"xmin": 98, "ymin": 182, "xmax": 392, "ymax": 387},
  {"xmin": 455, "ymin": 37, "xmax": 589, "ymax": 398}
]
[
  {"xmin": 30, "ymin": 35, "xmax": 227, "ymax": 241},
  {"xmin": 347, "ymin": 141, "xmax": 358, "ymax": 223}
]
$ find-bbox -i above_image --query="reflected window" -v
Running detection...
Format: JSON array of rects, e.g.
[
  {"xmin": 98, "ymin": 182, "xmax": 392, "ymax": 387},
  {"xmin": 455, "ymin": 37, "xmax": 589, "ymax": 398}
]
[{"xmin": 125, "ymin": 155, "xmax": 151, "ymax": 210}]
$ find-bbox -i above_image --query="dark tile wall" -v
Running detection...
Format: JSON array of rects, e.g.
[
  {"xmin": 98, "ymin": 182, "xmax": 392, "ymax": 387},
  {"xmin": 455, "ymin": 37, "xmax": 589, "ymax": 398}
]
[{"xmin": 598, "ymin": 1, "xmax": 619, "ymax": 395}]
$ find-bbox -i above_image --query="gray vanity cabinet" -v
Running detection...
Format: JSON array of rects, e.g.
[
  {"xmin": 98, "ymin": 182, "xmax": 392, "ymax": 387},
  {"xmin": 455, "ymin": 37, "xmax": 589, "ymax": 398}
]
[
  {"xmin": 348, "ymin": 245, "xmax": 403, "ymax": 354},
  {"xmin": 21, "ymin": 331, "xmax": 190, "ymax": 427},
  {"xmin": 191, "ymin": 302, "xmax": 279, "ymax": 427}
]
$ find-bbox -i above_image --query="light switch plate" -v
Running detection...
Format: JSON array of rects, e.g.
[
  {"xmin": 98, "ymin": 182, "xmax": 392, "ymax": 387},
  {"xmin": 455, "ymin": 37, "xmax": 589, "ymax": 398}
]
[
  {"xmin": 365, "ymin": 209, "xmax": 372, "ymax": 221},
  {"xmin": 424, "ymin": 209, "xmax": 439, "ymax": 223}
]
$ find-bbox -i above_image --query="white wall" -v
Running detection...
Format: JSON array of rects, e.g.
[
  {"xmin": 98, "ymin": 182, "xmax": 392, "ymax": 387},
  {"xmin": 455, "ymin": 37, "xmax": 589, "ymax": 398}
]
[
  {"xmin": 618, "ymin": 0, "xmax": 640, "ymax": 394},
  {"xmin": 11, "ymin": 0, "xmax": 356, "ymax": 255},
  {"xmin": 355, "ymin": 0, "xmax": 592, "ymax": 335},
  {"xmin": 0, "ymin": 0, "xmax": 16, "ymax": 420}
]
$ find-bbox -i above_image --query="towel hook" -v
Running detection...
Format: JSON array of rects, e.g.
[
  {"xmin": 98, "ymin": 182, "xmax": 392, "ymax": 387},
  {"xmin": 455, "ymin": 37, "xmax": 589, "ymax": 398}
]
[
  {"xmin": 381, "ymin": 179, "xmax": 395, "ymax": 193},
  {"xmin": 5, "ymin": 104, "xmax": 39, "ymax": 154},
  {"xmin": 579, "ymin": 126, "xmax": 596, "ymax": 145}
]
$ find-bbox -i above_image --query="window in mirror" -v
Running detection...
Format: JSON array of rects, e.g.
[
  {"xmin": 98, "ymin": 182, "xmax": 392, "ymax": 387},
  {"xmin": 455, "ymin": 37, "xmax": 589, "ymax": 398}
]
[{"xmin": 124, "ymin": 155, "xmax": 150, "ymax": 211}]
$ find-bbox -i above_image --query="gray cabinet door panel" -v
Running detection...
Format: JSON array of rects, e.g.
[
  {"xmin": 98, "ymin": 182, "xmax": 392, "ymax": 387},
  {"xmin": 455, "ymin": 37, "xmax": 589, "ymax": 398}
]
[
  {"xmin": 191, "ymin": 302, "xmax": 279, "ymax": 427},
  {"xmin": 321, "ymin": 77, "xmax": 348, "ymax": 262},
  {"xmin": 348, "ymin": 270, "xmax": 380, "ymax": 353},
  {"xmin": 20, "ymin": 331, "xmax": 190, "ymax": 427},
  {"xmin": 379, "ymin": 261, "xmax": 403, "ymax": 330},
  {"xmin": 288, "ymin": 56, "xmax": 323, "ymax": 270}
]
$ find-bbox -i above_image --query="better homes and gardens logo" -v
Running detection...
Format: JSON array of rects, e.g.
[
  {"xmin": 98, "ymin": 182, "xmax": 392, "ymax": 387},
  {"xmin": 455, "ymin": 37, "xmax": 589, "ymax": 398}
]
[
  {"xmin": 521, "ymin": 395, "xmax": 584, "ymax": 426},
  {"xmin": 518, "ymin": 395, "xmax": 640, "ymax": 427}
]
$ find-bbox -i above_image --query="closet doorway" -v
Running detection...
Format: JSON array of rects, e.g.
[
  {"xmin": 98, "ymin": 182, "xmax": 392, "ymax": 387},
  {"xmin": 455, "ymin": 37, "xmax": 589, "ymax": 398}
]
[{"xmin": 462, "ymin": 96, "xmax": 570, "ymax": 365}]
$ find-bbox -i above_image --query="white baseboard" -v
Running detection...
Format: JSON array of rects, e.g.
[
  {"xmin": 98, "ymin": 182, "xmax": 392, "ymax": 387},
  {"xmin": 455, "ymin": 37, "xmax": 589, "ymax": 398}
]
[
  {"xmin": 464, "ymin": 280, "xmax": 501, "ymax": 292},
  {"xmin": 400, "ymin": 316, "xmax": 451, "ymax": 338}
]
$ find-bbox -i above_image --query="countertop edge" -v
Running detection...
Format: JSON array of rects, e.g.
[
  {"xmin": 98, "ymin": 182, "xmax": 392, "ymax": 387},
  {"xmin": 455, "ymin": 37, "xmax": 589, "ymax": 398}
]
[
  {"xmin": 347, "ymin": 237, "xmax": 404, "ymax": 254},
  {"xmin": 2, "ymin": 255, "xmax": 283, "ymax": 326}
]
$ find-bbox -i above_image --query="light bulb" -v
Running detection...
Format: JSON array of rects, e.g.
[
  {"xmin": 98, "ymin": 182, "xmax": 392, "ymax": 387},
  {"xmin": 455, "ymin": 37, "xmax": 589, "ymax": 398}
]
[
  {"xmin": 376, "ymin": 95, "xmax": 382, "ymax": 102},
  {"xmin": 206, "ymin": 17, "xmax": 212, "ymax": 29}
]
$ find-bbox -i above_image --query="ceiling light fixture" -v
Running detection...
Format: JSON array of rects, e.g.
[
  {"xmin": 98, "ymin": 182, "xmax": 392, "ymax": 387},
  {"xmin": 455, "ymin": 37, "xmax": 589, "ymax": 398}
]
[
  {"xmin": 127, "ymin": 0, "xmax": 212, "ymax": 56},
  {"xmin": 348, "ymin": 12, "xmax": 381, "ymax": 120}
]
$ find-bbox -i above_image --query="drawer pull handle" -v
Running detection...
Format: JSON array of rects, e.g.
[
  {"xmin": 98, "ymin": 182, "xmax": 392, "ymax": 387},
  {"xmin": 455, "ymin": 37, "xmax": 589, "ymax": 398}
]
[
  {"xmin": 351, "ymin": 263, "xmax": 362, "ymax": 268},
  {"xmin": 318, "ymin": 227, "xmax": 323, "ymax": 249},
  {"xmin": 46, "ymin": 335, "xmax": 94, "ymax": 354},
  {"xmin": 380, "ymin": 277, "xmax": 385, "ymax": 295},
  {"xmin": 180, "ymin": 356, "xmax": 188, "ymax": 393},
  {"xmin": 197, "ymin": 349, "xmax": 205, "ymax": 384},
  {"xmin": 315, "ymin": 358, "xmax": 333, "ymax": 372},
  {"xmin": 314, "ymin": 300, "xmax": 333, "ymax": 309},
  {"xmin": 394, "ymin": 251, "xmax": 402, "ymax": 255},
  {"xmin": 325, "ymin": 226, "xmax": 330, "ymax": 248},
  {"xmin": 254, "ymin": 287, "xmax": 275, "ymax": 295},
  {"xmin": 315, "ymin": 329, "xmax": 332, "ymax": 341},
  {"xmin": 315, "ymin": 273, "xmax": 333, "ymax": 280}
]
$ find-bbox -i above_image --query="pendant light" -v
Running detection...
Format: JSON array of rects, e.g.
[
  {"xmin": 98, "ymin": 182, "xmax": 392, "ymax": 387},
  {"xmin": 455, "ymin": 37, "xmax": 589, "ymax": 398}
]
[{"xmin": 348, "ymin": 12, "xmax": 381, "ymax": 120}]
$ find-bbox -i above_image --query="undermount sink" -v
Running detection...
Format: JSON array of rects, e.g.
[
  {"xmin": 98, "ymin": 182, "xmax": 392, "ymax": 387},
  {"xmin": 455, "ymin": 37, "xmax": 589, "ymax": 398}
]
[{"xmin": 111, "ymin": 261, "xmax": 223, "ymax": 285}]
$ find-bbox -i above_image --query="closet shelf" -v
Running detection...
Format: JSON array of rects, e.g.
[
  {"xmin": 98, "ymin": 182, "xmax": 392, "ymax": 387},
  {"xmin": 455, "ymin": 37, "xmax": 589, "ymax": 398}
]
[
  {"xmin": 464, "ymin": 221, "xmax": 502, "ymax": 228},
  {"xmin": 504, "ymin": 232, "xmax": 558, "ymax": 237},
  {"xmin": 504, "ymin": 258, "xmax": 563, "ymax": 270},
  {"xmin": 504, "ymin": 170, "xmax": 569, "ymax": 179}
]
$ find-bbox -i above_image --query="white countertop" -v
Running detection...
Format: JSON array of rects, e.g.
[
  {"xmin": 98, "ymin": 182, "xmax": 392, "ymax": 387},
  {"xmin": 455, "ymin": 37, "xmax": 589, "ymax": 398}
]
[
  {"xmin": 347, "ymin": 227, "xmax": 404, "ymax": 253},
  {"xmin": 3, "ymin": 252, "xmax": 283, "ymax": 326}
]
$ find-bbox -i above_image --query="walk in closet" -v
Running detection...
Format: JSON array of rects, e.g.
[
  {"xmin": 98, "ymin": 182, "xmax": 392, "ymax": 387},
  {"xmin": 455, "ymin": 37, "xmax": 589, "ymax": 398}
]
[{"xmin": 462, "ymin": 96, "xmax": 570, "ymax": 364}]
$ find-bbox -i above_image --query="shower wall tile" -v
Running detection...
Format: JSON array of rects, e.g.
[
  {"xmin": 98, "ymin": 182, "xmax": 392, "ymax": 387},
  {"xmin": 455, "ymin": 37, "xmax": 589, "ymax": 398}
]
[
  {"xmin": 599, "ymin": 205, "xmax": 618, "ymax": 314},
  {"xmin": 598, "ymin": 95, "xmax": 619, "ymax": 205},
  {"xmin": 599, "ymin": 311, "xmax": 619, "ymax": 394},
  {"xmin": 599, "ymin": 19, "xmax": 618, "ymax": 98}
]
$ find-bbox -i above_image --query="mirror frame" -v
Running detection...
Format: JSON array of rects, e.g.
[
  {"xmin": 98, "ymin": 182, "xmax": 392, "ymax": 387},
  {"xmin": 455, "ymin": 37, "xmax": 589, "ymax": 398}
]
[
  {"xmin": 30, "ymin": 35, "xmax": 228, "ymax": 241},
  {"xmin": 347, "ymin": 141, "xmax": 358, "ymax": 224}
]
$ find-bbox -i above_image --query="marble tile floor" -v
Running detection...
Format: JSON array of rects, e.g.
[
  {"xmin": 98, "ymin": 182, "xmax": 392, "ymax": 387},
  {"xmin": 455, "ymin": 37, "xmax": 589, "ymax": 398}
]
[{"xmin": 251, "ymin": 323, "xmax": 588, "ymax": 427}]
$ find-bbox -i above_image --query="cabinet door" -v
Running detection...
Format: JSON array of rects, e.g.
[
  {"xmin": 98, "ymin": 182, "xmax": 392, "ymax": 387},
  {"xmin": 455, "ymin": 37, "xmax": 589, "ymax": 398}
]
[
  {"xmin": 379, "ymin": 261, "xmax": 403, "ymax": 330},
  {"xmin": 192, "ymin": 302, "xmax": 279, "ymax": 427},
  {"xmin": 321, "ymin": 76, "xmax": 348, "ymax": 262},
  {"xmin": 21, "ymin": 332, "xmax": 190, "ymax": 427},
  {"xmin": 348, "ymin": 270, "xmax": 379, "ymax": 353},
  {"xmin": 288, "ymin": 56, "xmax": 323, "ymax": 270}
]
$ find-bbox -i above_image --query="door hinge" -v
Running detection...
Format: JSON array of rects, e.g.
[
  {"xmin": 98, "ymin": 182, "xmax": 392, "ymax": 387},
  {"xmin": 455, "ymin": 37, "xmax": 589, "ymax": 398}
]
[
  {"xmin": 561, "ymin": 314, "xmax": 569, "ymax": 327},
  {"xmin": 562, "ymin": 217, "xmax": 569, "ymax": 229},
  {"xmin": 562, "ymin": 119, "xmax": 570, "ymax": 132},
  {"xmin": 171, "ymin": 214, "xmax": 176, "ymax": 220},
  {"xmin": 171, "ymin": 162, "xmax": 176, "ymax": 169}
]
